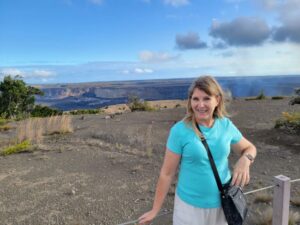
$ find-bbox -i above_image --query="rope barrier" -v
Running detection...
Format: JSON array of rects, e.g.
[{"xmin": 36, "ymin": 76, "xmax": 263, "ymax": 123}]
[
  {"xmin": 118, "ymin": 178, "xmax": 300, "ymax": 225},
  {"xmin": 290, "ymin": 178, "xmax": 300, "ymax": 183},
  {"xmin": 244, "ymin": 185, "xmax": 275, "ymax": 195}
]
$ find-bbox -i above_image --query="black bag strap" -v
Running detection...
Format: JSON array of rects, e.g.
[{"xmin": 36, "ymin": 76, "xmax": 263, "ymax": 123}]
[{"xmin": 195, "ymin": 121, "xmax": 225, "ymax": 196}]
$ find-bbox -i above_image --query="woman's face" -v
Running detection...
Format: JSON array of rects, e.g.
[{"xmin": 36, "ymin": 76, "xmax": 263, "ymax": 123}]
[{"xmin": 191, "ymin": 88, "xmax": 219, "ymax": 124}]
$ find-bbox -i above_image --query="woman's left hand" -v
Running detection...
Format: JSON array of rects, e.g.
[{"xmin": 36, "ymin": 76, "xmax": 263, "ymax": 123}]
[{"xmin": 231, "ymin": 155, "xmax": 251, "ymax": 187}]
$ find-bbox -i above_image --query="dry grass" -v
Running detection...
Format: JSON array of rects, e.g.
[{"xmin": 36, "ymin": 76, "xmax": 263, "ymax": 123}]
[
  {"xmin": 291, "ymin": 197, "xmax": 300, "ymax": 207},
  {"xmin": 45, "ymin": 115, "xmax": 73, "ymax": 135},
  {"xmin": 17, "ymin": 118, "xmax": 43, "ymax": 143},
  {"xmin": 16, "ymin": 115, "xmax": 73, "ymax": 144},
  {"xmin": 252, "ymin": 207, "xmax": 300, "ymax": 225},
  {"xmin": 0, "ymin": 124, "xmax": 13, "ymax": 131},
  {"xmin": 289, "ymin": 211, "xmax": 300, "ymax": 225},
  {"xmin": 57, "ymin": 115, "xmax": 73, "ymax": 134},
  {"xmin": 253, "ymin": 207, "xmax": 273, "ymax": 225},
  {"xmin": 254, "ymin": 192, "xmax": 273, "ymax": 203}
]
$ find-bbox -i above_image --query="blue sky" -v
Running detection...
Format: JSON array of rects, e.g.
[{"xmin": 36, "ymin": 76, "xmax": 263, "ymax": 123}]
[{"xmin": 0, "ymin": 0, "xmax": 300, "ymax": 84}]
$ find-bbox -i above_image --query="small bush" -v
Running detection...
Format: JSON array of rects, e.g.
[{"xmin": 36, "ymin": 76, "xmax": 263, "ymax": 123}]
[
  {"xmin": 31, "ymin": 105, "xmax": 62, "ymax": 117},
  {"xmin": 127, "ymin": 95, "xmax": 155, "ymax": 112},
  {"xmin": 0, "ymin": 118, "xmax": 9, "ymax": 126},
  {"xmin": 256, "ymin": 90, "xmax": 266, "ymax": 100},
  {"xmin": 272, "ymin": 96, "xmax": 285, "ymax": 100},
  {"xmin": 1, "ymin": 140, "xmax": 32, "ymax": 156},
  {"xmin": 69, "ymin": 109, "xmax": 102, "ymax": 115},
  {"xmin": 290, "ymin": 96, "xmax": 300, "ymax": 105},
  {"xmin": 275, "ymin": 112, "xmax": 300, "ymax": 134}
]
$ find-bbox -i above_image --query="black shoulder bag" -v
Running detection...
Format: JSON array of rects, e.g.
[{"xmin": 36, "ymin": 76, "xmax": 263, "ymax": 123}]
[{"xmin": 195, "ymin": 123, "xmax": 248, "ymax": 225}]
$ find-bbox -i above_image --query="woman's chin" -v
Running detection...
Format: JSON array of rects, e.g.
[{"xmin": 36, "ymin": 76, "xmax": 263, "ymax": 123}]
[{"xmin": 195, "ymin": 115, "xmax": 209, "ymax": 122}]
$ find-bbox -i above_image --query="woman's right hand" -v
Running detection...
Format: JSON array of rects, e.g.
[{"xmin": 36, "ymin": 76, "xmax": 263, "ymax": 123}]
[{"xmin": 138, "ymin": 209, "xmax": 158, "ymax": 225}]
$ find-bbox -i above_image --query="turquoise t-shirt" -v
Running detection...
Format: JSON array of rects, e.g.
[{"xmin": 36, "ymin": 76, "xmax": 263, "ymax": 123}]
[{"xmin": 167, "ymin": 117, "xmax": 242, "ymax": 208}]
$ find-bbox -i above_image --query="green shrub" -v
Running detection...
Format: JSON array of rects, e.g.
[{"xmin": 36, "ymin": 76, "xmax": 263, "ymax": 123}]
[
  {"xmin": 0, "ymin": 118, "xmax": 13, "ymax": 131},
  {"xmin": 129, "ymin": 100, "xmax": 154, "ymax": 111},
  {"xmin": 275, "ymin": 112, "xmax": 300, "ymax": 134},
  {"xmin": 1, "ymin": 140, "xmax": 32, "ymax": 156},
  {"xmin": 272, "ymin": 96, "xmax": 285, "ymax": 100},
  {"xmin": 68, "ymin": 109, "xmax": 102, "ymax": 115},
  {"xmin": 31, "ymin": 105, "xmax": 62, "ymax": 117},
  {"xmin": 256, "ymin": 90, "xmax": 266, "ymax": 100},
  {"xmin": 0, "ymin": 118, "xmax": 9, "ymax": 126},
  {"xmin": 127, "ymin": 95, "xmax": 155, "ymax": 112},
  {"xmin": 290, "ymin": 96, "xmax": 300, "ymax": 105}
]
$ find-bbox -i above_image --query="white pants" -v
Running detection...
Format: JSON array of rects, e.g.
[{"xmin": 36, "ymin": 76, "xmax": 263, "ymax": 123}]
[{"xmin": 173, "ymin": 194, "xmax": 228, "ymax": 225}]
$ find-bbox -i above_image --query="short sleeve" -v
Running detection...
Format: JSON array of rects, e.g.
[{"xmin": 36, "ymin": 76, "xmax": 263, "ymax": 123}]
[
  {"xmin": 166, "ymin": 124, "xmax": 182, "ymax": 155},
  {"xmin": 228, "ymin": 119, "xmax": 243, "ymax": 144}
]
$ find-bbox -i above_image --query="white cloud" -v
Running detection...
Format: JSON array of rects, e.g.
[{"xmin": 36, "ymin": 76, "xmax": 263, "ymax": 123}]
[
  {"xmin": 121, "ymin": 68, "xmax": 153, "ymax": 75},
  {"xmin": 164, "ymin": 0, "xmax": 189, "ymax": 7},
  {"xmin": 1, "ymin": 68, "xmax": 24, "ymax": 77},
  {"xmin": 0, "ymin": 68, "xmax": 56, "ymax": 80},
  {"xmin": 139, "ymin": 50, "xmax": 180, "ymax": 63},
  {"xmin": 134, "ymin": 68, "xmax": 153, "ymax": 74},
  {"xmin": 32, "ymin": 70, "xmax": 56, "ymax": 77}
]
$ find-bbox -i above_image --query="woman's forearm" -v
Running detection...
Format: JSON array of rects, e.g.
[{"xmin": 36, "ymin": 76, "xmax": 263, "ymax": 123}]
[
  {"xmin": 151, "ymin": 172, "xmax": 175, "ymax": 213},
  {"xmin": 241, "ymin": 144, "xmax": 257, "ymax": 161}
]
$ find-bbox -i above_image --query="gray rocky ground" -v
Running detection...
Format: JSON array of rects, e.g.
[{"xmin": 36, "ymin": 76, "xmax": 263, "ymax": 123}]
[{"xmin": 0, "ymin": 98, "xmax": 299, "ymax": 225}]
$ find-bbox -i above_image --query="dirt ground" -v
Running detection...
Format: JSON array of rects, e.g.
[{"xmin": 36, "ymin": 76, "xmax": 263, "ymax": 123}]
[{"xmin": 0, "ymin": 98, "xmax": 299, "ymax": 225}]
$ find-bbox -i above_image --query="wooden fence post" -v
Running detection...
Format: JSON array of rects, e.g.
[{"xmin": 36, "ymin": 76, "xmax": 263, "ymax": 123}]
[{"xmin": 272, "ymin": 175, "xmax": 291, "ymax": 225}]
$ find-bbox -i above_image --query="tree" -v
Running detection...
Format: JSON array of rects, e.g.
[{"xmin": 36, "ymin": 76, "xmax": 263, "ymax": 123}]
[{"xmin": 0, "ymin": 75, "xmax": 44, "ymax": 118}]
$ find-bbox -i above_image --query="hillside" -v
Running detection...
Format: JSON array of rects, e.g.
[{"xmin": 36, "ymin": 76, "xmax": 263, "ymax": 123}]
[{"xmin": 35, "ymin": 75, "xmax": 300, "ymax": 110}]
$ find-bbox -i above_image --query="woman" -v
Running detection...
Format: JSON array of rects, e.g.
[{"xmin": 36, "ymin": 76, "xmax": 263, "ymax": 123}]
[{"xmin": 139, "ymin": 76, "xmax": 256, "ymax": 225}]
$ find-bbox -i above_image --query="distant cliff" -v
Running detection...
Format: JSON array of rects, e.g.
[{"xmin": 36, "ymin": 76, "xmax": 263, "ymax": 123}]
[{"xmin": 36, "ymin": 75, "xmax": 300, "ymax": 110}]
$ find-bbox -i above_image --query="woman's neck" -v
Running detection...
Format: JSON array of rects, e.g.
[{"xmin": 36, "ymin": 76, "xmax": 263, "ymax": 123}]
[{"xmin": 196, "ymin": 118, "xmax": 215, "ymax": 128}]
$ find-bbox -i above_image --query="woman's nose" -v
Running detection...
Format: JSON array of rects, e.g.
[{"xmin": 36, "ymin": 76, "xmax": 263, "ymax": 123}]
[{"xmin": 198, "ymin": 100, "xmax": 205, "ymax": 107}]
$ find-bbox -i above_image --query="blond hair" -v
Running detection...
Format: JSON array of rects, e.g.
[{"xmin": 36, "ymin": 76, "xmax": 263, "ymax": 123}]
[{"xmin": 183, "ymin": 76, "xmax": 229, "ymax": 137}]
